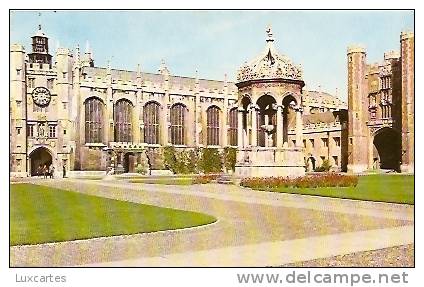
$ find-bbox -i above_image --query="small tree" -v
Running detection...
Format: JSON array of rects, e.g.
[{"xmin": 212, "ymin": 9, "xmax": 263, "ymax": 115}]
[
  {"xmin": 223, "ymin": 147, "xmax": 237, "ymax": 172},
  {"xmin": 135, "ymin": 152, "xmax": 149, "ymax": 174},
  {"xmin": 314, "ymin": 159, "xmax": 332, "ymax": 172},
  {"xmin": 199, "ymin": 148, "xmax": 222, "ymax": 173},
  {"xmin": 163, "ymin": 146, "xmax": 177, "ymax": 173}
]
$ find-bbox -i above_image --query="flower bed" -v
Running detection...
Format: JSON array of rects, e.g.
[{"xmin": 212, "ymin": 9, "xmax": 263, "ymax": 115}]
[
  {"xmin": 192, "ymin": 174, "xmax": 220, "ymax": 184},
  {"xmin": 240, "ymin": 174, "xmax": 358, "ymax": 189}
]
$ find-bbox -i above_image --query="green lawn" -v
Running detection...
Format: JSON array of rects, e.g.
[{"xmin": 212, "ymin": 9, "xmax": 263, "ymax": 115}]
[
  {"xmin": 10, "ymin": 184, "xmax": 216, "ymax": 246},
  {"xmin": 129, "ymin": 178, "xmax": 194, "ymax": 185},
  {"xmin": 262, "ymin": 175, "xmax": 414, "ymax": 204}
]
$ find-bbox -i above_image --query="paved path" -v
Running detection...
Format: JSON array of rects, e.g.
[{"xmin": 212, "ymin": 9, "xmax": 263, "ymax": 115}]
[
  {"xmin": 81, "ymin": 225, "xmax": 413, "ymax": 267},
  {"xmin": 10, "ymin": 179, "xmax": 414, "ymax": 267},
  {"xmin": 283, "ymin": 244, "xmax": 414, "ymax": 267}
]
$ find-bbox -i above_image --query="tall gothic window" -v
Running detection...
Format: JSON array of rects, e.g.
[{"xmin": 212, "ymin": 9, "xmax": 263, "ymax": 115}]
[
  {"xmin": 114, "ymin": 99, "xmax": 133, "ymax": 142},
  {"xmin": 170, "ymin": 104, "xmax": 186, "ymax": 145},
  {"xmin": 207, "ymin": 106, "xmax": 220, "ymax": 146},
  {"xmin": 85, "ymin": 97, "xmax": 104, "ymax": 143},
  {"xmin": 228, "ymin": 108, "xmax": 238, "ymax": 146},
  {"xmin": 144, "ymin": 101, "xmax": 160, "ymax": 144}
]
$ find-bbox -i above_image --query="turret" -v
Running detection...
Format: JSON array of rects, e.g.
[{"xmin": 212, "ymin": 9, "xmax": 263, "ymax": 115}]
[
  {"xmin": 158, "ymin": 59, "xmax": 170, "ymax": 145},
  {"xmin": 347, "ymin": 45, "xmax": 368, "ymax": 173},
  {"xmin": 81, "ymin": 40, "xmax": 94, "ymax": 67},
  {"xmin": 136, "ymin": 63, "xmax": 143, "ymax": 87},
  {"xmin": 28, "ymin": 24, "xmax": 52, "ymax": 65},
  {"xmin": 400, "ymin": 31, "xmax": 414, "ymax": 173},
  {"xmin": 10, "ymin": 43, "xmax": 26, "ymax": 121},
  {"xmin": 10, "ymin": 43, "xmax": 27, "ymax": 175}
]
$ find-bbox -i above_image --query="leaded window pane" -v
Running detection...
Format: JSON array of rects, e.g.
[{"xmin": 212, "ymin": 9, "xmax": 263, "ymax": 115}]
[
  {"xmin": 114, "ymin": 99, "xmax": 133, "ymax": 142},
  {"xmin": 207, "ymin": 106, "xmax": 220, "ymax": 146},
  {"xmin": 228, "ymin": 108, "xmax": 238, "ymax": 146},
  {"xmin": 85, "ymin": 97, "xmax": 104, "ymax": 143},
  {"xmin": 170, "ymin": 104, "xmax": 186, "ymax": 145},
  {"xmin": 144, "ymin": 102, "xmax": 160, "ymax": 144}
]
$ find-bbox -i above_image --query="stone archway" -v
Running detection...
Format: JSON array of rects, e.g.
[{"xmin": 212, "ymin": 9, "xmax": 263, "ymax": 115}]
[
  {"xmin": 373, "ymin": 127, "xmax": 401, "ymax": 171},
  {"xmin": 29, "ymin": 147, "xmax": 52, "ymax": 176}
]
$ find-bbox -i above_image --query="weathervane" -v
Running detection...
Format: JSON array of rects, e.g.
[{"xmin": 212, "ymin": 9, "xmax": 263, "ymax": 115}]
[
  {"xmin": 38, "ymin": 12, "xmax": 42, "ymax": 30},
  {"xmin": 266, "ymin": 24, "xmax": 274, "ymax": 42}
]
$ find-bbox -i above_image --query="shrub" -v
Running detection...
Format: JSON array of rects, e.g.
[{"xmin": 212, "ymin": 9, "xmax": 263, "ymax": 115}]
[
  {"xmin": 199, "ymin": 148, "xmax": 222, "ymax": 174},
  {"xmin": 314, "ymin": 159, "xmax": 332, "ymax": 172},
  {"xmin": 146, "ymin": 147, "xmax": 166, "ymax": 170},
  {"xmin": 187, "ymin": 149, "xmax": 199, "ymax": 174},
  {"xmin": 223, "ymin": 147, "xmax": 237, "ymax": 172},
  {"xmin": 240, "ymin": 174, "xmax": 358, "ymax": 189},
  {"xmin": 135, "ymin": 163, "xmax": 148, "ymax": 175},
  {"xmin": 174, "ymin": 150, "xmax": 188, "ymax": 174},
  {"xmin": 163, "ymin": 146, "xmax": 177, "ymax": 172},
  {"xmin": 135, "ymin": 152, "xmax": 149, "ymax": 175},
  {"xmin": 156, "ymin": 147, "xmax": 226, "ymax": 175}
]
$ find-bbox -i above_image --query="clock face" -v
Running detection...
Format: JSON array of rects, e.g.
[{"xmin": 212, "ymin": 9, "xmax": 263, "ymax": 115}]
[{"xmin": 32, "ymin": 87, "xmax": 51, "ymax": 107}]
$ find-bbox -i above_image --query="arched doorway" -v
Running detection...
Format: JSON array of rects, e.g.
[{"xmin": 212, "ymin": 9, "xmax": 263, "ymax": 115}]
[
  {"xmin": 29, "ymin": 147, "xmax": 53, "ymax": 176},
  {"xmin": 123, "ymin": 152, "xmax": 136, "ymax": 173},
  {"xmin": 256, "ymin": 94, "xmax": 277, "ymax": 147},
  {"xmin": 373, "ymin": 128, "xmax": 401, "ymax": 171}
]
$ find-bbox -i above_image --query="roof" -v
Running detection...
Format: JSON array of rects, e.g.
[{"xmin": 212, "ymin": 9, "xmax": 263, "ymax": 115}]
[
  {"xmin": 303, "ymin": 90, "xmax": 347, "ymax": 108},
  {"xmin": 81, "ymin": 66, "xmax": 237, "ymax": 92},
  {"xmin": 237, "ymin": 26, "xmax": 303, "ymax": 83},
  {"xmin": 303, "ymin": 111, "xmax": 337, "ymax": 125}
]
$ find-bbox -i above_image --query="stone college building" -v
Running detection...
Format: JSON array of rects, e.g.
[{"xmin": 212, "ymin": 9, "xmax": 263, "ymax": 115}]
[{"xmin": 10, "ymin": 25, "xmax": 414, "ymax": 177}]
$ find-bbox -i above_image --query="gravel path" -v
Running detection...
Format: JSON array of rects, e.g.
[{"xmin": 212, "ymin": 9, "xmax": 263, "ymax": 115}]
[
  {"xmin": 282, "ymin": 244, "xmax": 414, "ymax": 267},
  {"xmin": 10, "ymin": 180, "xmax": 413, "ymax": 267}
]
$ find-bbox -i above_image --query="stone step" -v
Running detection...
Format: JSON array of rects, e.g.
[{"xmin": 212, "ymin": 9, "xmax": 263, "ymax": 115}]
[{"xmin": 216, "ymin": 175, "xmax": 233, "ymax": 184}]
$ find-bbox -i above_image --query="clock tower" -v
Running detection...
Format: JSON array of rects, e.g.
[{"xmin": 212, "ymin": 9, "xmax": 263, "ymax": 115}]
[{"xmin": 10, "ymin": 22, "xmax": 76, "ymax": 177}]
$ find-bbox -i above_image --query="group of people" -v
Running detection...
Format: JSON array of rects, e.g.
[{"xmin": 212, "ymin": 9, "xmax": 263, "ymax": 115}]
[
  {"xmin": 36, "ymin": 163, "xmax": 67, "ymax": 178},
  {"xmin": 36, "ymin": 164, "xmax": 55, "ymax": 179}
]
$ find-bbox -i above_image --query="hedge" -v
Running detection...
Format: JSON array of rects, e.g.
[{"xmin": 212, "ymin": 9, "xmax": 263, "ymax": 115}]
[{"xmin": 161, "ymin": 147, "xmax": 232, "ymax": 174}]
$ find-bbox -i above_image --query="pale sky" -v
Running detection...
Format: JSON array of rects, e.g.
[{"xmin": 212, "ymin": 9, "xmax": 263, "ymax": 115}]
[{"xmin": 10, "ymin": 10, "xmax": 414, "ymax": 100}]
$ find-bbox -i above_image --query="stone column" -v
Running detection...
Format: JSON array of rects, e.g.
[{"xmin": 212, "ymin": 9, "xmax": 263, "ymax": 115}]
[
  {"xmin": 161, "ymin": 104, "xmax": 169, "ymax": 146},
  {"xmin": 106, "ymin": 61, "xmax": 113, "ymax": 143},
  {"xmin": 295, "ymin": 107, "xmax": 303, "ymax": 147},
  {"xmin": 237, "ymin": 107, "xmax": 243, "ymax": 148},
  {"xmin": 251, "ymin": 105, "xmax": 257, "ymax": 147},
  {"xmin": 222, "ymin": 103, "xmax": 228, "ymax": 147},
  {"xmin": 276, "ymin": 104, "xmax": 283, "ymax": 148},
  {"xmin": 139, "ymin": 102, "xmax": 145, "ymax": 143},
  {"xmin": 133, "ymin": 93, "xmax": 141, "ymax": 143},
  {"xmin": 161, "ymin": 66, "xmax": 170, "ymax": 146},
  {"xmin": 135, "ymin": 64, "xmax": 143, "ymax": 144},
  {"xmin": 194, "ymin": 72, "xmax": 201, "ymax": 146}
]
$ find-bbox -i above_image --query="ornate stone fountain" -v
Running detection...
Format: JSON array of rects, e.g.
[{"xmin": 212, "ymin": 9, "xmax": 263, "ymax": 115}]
[{"xmin": 234, "ymin": 26, "xmax": 305, "ymax": 178}]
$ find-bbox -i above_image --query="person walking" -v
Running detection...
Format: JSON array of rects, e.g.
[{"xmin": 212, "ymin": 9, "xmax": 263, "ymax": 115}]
[
  {"xmin": 147, "ymin": 155, "xmax": 152, "ymax": 176},
  {"xmin": 37, "ymin": 165, "xmax": 42, "ymax": 178},
  {"xmin": 62, "ymin": 164, "xmax": 66, "ymax": 178},
  {"xmin": 43, "ymin": 164, "xmax": 48, "ymax": 179},
  {"xmin": 49, "ymin": 164, "xmax": 55, "ymax": 179}
]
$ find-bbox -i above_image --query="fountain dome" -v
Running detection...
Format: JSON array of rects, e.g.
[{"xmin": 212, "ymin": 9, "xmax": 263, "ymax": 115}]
[{"xmin": 236, "ymin": 26, "xmax": 303, "ymax": 84}]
